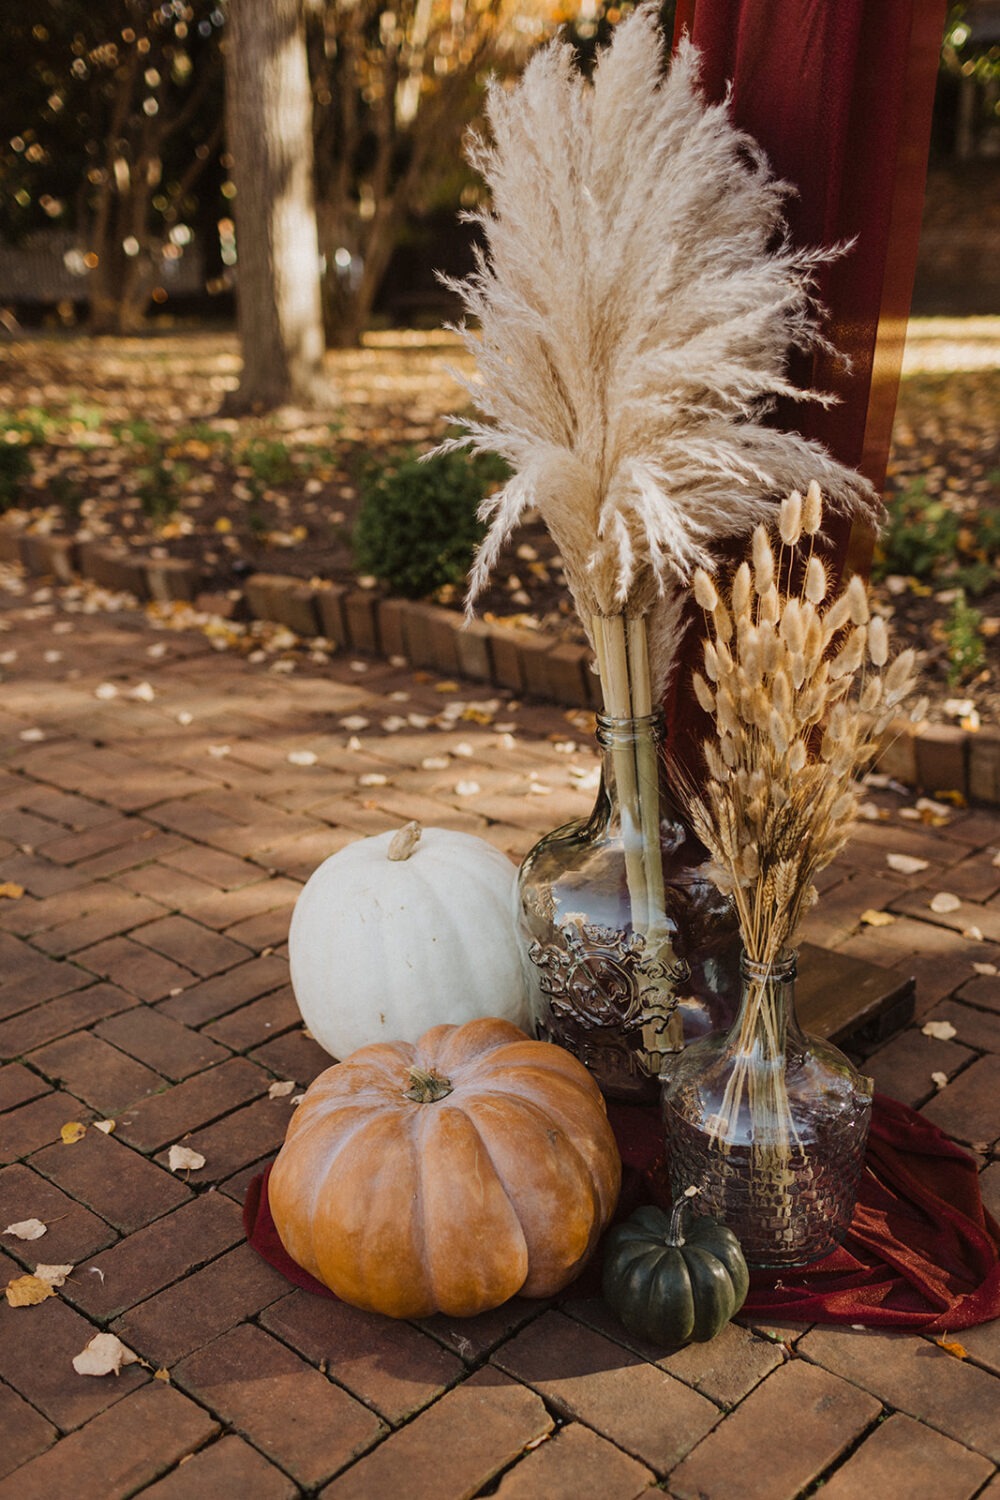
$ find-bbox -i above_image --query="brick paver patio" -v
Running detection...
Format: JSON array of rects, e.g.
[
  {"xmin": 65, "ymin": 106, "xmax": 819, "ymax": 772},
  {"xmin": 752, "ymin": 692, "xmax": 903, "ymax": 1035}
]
[{"xmin": 1, "ymin": 566, "xmax": 998, "ymax": 1498}]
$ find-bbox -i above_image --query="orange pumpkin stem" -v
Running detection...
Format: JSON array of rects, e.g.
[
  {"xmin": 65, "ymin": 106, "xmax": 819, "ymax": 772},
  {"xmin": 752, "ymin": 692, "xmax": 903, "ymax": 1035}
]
[{"xmin": 404, "ymin": 1067, "xmax": 454, "ymax": 1103}]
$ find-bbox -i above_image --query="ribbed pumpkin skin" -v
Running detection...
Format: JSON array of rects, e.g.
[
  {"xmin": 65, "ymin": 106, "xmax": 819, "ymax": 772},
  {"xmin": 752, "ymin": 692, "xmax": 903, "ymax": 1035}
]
[
  {"xmin": 268, "ymin": 1017, "xmax": 622, "ymax": 1319},
  {"xmin": 288, "ymin": 828, "xmax": 530, "ymax": 1061},
  {"xmin": 601, "ymin": 1204, "xmax": 749, "ymax": 1345}
]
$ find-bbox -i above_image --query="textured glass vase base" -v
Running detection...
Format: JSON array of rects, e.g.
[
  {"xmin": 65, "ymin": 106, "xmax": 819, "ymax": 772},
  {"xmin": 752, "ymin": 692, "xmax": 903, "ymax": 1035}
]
[{"xmin": 663, "ymin": 1097, "xmax": 871, "ymax": 1268}]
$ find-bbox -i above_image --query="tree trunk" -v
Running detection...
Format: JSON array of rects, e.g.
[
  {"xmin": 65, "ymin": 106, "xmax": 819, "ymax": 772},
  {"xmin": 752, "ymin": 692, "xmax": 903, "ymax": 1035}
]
[{"xmin": 223, "ymin": 0, "xmax": 331, "ymax": 412}]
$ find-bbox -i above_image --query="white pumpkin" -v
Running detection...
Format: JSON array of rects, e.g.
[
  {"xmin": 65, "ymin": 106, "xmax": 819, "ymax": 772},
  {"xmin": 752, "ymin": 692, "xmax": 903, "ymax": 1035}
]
[{"xmin": 288, "ymin": 821, "xmax": 531, "ymax": 1059}]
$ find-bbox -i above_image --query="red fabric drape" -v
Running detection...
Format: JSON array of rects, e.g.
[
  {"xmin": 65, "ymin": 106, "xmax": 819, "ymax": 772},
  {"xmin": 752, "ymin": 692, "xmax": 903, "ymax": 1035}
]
[
  {"xmin": 671, "ymin": 0, "xmax": 946, "ymax": 503},
  {"xmin": 245, "ymin": 1095, "xmax": 1000, "ymax": 1330},
  {"xmin": 664, "ymin": 0, "xmax": 946, "ymax": 777}
]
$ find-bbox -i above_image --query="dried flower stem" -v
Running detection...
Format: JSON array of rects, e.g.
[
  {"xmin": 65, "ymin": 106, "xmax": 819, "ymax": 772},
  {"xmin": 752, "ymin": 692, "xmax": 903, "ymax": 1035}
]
[
  {"xmin": 592, "ymin": 610, "xmax": 684, "ymax": 1052},
  {"xmin": 677, "ymin": 488, "xmax": 922, "ymax": 1164}
]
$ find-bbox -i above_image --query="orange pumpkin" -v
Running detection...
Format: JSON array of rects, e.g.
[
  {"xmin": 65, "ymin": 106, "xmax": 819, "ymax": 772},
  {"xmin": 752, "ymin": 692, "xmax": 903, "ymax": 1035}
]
[{"xmin": 268, "ymin": 1017, "xmax": 622, "ymax": 1318}]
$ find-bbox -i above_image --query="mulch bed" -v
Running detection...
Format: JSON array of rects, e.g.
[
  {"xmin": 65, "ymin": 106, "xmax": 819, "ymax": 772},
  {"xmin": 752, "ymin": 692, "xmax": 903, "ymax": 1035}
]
[{"xmin": 0, "ymin": 325, "xmax": 997, "ymax": 726}]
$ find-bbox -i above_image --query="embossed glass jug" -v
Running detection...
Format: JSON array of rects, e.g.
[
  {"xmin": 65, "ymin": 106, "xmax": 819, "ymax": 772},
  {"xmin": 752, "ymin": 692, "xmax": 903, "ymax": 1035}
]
[
  {"xmin": 661, "ymin": 950, "xmax": 873, "ymax": 1267},
  {"xmin": 515, "ymin": 712, "xmax": 740, "ymax": 1103}
]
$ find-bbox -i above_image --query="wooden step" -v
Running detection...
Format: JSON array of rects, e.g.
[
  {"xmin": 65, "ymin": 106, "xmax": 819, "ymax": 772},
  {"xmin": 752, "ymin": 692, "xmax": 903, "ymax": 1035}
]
[{"xmin": 796, "ymin": 941, "xmax": 914, "ymax": 1051}]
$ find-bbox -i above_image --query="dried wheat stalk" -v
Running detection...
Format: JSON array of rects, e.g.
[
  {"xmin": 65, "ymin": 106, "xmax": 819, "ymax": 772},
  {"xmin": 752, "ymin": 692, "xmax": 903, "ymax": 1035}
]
[{"xmin": 679, "ymin": 482, "xmax": 925, "ymax": 1157}]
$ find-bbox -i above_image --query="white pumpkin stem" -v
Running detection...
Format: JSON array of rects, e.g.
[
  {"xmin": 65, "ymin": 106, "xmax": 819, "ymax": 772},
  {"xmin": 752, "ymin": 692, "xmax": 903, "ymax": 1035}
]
[
  {"xmin": 388, "ymin": 821, "xmax": 422, "ymax": 861},
  {"xmin": 404, "ymin": 1067, "xmax": 453, "ymax": 1104}
]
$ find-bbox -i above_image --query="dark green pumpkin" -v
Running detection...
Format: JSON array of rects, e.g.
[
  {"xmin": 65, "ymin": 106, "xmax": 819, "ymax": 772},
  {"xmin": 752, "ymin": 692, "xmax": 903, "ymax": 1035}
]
[{"xmin": 601, "ymin": 1195, "xmax": 750, "ymax": 1346}]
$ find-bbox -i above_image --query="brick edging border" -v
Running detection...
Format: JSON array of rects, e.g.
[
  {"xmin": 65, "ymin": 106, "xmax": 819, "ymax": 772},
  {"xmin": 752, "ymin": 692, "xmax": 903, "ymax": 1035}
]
[{"xmin": 3, "ymin": 524, "xmax": 998, "ymax": 806}]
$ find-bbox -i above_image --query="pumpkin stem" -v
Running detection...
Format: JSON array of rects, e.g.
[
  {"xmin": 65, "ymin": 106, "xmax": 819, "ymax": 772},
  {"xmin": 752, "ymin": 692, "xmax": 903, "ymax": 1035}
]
[
  {"xmin": 388, "ymin": 821, "xmax": 422, "ymax": 861},
  {"xmin": 404, "ymin": 1067, "xmax": 453, "ymax": 1103},
  {"xmin": 666, "ymin": 1186, "xmax": 701, "ymax": 1246}
]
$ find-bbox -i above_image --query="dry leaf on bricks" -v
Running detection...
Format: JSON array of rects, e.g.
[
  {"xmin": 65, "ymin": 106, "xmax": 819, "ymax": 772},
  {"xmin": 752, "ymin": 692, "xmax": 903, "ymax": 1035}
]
[
  {"xmin": 860, "ymin": 910, "xmax": 895, "ymax": 927},
  {"xmin": 0, "ymin": 882, "xmax": 25, "ymax": 899},
  {"xmin": 922, "ymin": 1020, "xmax": 958, "ymax": 1040},
  {"xmin": 72, "ymin": 1333, "xmax": 140, "ymax": 1377},
  {"xmin": 61, "ymin": 1122, "xmax": 87, "ymax": 1144},
  {"xmin": 929, "ymin": 892, "xmax": 962, "ymax": 914},
  {"xmin": 167, "ymin": 1145, "xmax": 206, "ymax": 1173},
  {"xmin": 885, "ymin": 853, "xmax": 929, "ymax": 875},
  {"xmin": 3, "ymin": 1219, "xmax": 47, "ymax": 1240},
  {"xmin": 267, "ymin": 1080, "xmax": 295, "ymax": 1099},
  {"xmin": 6, "ymin": 1275, "xmax": 56, "ymax": 1308},
  {"xmin": 93, "ymin": 1119, "xmax": 115, "ymax": 1135},
  {"xmin": 35, "ymin": 1264, "xmax": 73, "ymax": 1286}
]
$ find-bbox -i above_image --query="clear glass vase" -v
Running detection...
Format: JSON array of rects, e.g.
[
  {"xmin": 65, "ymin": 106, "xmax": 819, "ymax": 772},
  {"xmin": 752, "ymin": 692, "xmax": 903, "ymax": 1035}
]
[
  {"xmin": 515, "ymin": 712, "xmax": 741, "ymax": 1104},
  {"xmin": 661, "ymin": 950, "xmax": 873, "ymax": 1267}
]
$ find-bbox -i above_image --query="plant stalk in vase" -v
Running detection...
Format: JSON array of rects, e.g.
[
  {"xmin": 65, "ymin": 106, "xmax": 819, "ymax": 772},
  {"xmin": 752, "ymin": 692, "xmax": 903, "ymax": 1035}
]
[
  {"xmin": 662, "ymin": 486, "xmax": 926, "ymax": 1265},
  {"xmin": 434, "ymin": 4, "xmax": 881, "ymax": 1094}
]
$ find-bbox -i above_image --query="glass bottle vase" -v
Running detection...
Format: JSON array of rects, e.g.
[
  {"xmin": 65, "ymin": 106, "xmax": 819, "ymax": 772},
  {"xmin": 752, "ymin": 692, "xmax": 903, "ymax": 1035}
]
[
  {"xmin": 661, "ymin": 950, "xmax": 873, "ymax": 1267},
  {"xmin": 515, "ymin": 712, "xmax": 741, "ymax": 1104}
]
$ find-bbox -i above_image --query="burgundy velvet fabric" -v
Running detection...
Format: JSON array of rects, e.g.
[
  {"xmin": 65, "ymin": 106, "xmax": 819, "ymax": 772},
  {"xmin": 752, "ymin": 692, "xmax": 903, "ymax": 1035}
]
[
  {"xmin": 244, "ymin": 1094, "xmax": 1000, "ymax": 1333},
  {"xmin": 662, "ymin": 0, "xmax": 946, "ymax": 782},
  {"xmin": 671, "ymin": 0, "xmax": 947, "ymax": 492}
]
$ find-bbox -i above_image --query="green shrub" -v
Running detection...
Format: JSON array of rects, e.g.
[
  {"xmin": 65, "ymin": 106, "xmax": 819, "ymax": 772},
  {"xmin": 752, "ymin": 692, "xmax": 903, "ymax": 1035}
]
[
  {"xmin": 136, "ymin": 449, "xmax": 187, "ymax": 524},
  {"xmin": 875, "ymin": 480, "xmax": 999, "ymax": 596},
  {"xmin": 943, "ymin": 590, "xmax": 986, "ymax": 687},
  {"xmin": 353, "ymin": 448, "xmax": 507, "ymax": 599},
  {"xmin": 238, "ymin": 437, "xmax": 297, "ymax": 488},
  {"xmin": 0, "ymin": 439, "xmax": 33, "ymax": 511},
  {"xmin": 872, "ymin": 480, "xmax": 960, "ymax": 583}
]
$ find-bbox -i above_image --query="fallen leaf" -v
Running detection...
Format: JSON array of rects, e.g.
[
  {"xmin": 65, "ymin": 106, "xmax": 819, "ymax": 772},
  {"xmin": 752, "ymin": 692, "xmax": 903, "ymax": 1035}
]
[
  {"xmin": 268, "ymin": 1080, "xmax": 295, "ymax": 1099},
  {"xmin": 340, "ymin": 715, "xmax": 370, "ymax": 732},
  {"xmin": 931, "ymin": 1071, "xmax": 949, "ymax": 1089},
  {"xmin": 18, "ymin": 727, "xmax": 45, "ymax": 742},
  {"xmin": 94, "ymin": 682, "xmax": 119, "ymax": 700},
  {"xmin": 60, "ymin": 1121, "xmax": 87, "ymax": 1145},
  {"xmin": 972, "ymin": 963, "xmax": 999, "ymax": 976},
  {"xmin": 934, "ymin": 1337, "xmax": 968, "ymax": 1359},
  {"xmin": 73, "ymin": 1332, "xmax": 140, "ymax": 1377},
  {"xmin": 885, "ymin": 853, "xmax": 929, "ymax": 875},
  {"xmin": 35, "ymin": 1263, "xmax": 74, "ymax": 1286},
  {"xmin": 128, "ymin": 681, "xmax": 155, "ymax": 702},
  {"xmin": 860, "ymin": 909, "xmax": 895, "ymax": 927},
  {"xmin": 3, "ymin": 1219, "xmax": 47, "ymax": 1241},
  {"xmin": 6, "ymin": 1275, "xmax": 56, "ymax": 1308},
  {"xmin": 922, "ymin": 1020, "xmax": 958, "ymax": 1041},
  {"xmin": 421, "ymin": 756, "xmax": 450, "ymax": 770},
  {"xmin": 167, "ymin": 1145, "xmax": 206, "ymax": 1173},
  {"xmin": 207, "ymin": 743, "xmax": 231, "ymax": 758},
  {"xmin": 0, "ymin": 882, "xmax": 25, "ymax": 900},
  {"xmin": 964, "ymin": 926, "xmax": 985, "ymax": 942},
  {"xmin": 917, "ymin": 796, "xmax": 955, "ymax": 819},
  {"xmin": 929, "ymin": 892, "xmax": 961, "ymax": 914},
  {"xmin": 287, "ymin": 750, "xmax": 317, "ymax": 766},
  {"xmin": 434, "ymin": 680, "xmax": 460, "ymax": 693},
  {"xmin": 454, "ymin": 780, "xmax": 481, "ymax": 797},
  {"xmin": 153, "ymin": 1367, "xmax": 171, "ymax": 1383},
  {"xmin": 93, "ymin": 1119, "xmax": 115, "ymax": 1135},
  {"xmin": 357, "ymin": 773, "xmax": 388, "ymax": 787}
]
